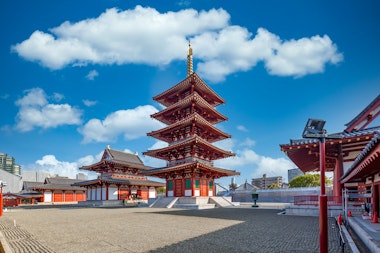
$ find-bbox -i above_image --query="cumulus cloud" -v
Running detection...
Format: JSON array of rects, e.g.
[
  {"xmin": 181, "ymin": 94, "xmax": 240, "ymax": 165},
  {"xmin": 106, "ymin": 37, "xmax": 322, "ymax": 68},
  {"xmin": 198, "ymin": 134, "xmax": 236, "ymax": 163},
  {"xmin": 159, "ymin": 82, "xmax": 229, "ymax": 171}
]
[
  {"xmin": 79, "ymin": 105, "xmax": 164, "ymax": 143},
  {"xmin": 82, "ymin": 99, "xmax": 97, "ymax": 107},
  {"xmin": 86, "ymin": 70, "xmax": 99, "ymax": 80},
  {"xmin": 237, "ymin": 125, "xmax": 248, "ymax": 132},
  {"xmin": 15, "ymin": 88, "xmax": 82, "ymax": 132},
  {"xmin": 141, "ymin": 140, "xmax": 168, "ymax": 168},
  {"xmin": 11, "ymin": 6, "xmax": 342, "ymax": 82},
  {"xmin": 24, "ymin": 152, "xmax": 103, "ymax": 179},
  {"xmin": 215, "ymin": 148, "xmax": 294, "ymax": 183}
]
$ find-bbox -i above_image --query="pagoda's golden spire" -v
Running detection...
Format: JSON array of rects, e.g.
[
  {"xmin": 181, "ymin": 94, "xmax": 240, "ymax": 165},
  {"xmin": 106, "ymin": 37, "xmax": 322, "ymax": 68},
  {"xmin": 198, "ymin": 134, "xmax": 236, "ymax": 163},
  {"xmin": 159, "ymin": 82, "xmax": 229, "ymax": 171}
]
[{"xmin": 187, "ymin": 40, "xmax": 193, "ymax": 76}]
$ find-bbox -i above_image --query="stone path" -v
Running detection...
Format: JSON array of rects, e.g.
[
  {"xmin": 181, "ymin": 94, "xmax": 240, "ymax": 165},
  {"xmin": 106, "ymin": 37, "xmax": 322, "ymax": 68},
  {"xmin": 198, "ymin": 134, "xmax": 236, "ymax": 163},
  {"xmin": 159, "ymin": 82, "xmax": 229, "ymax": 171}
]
[{"xmin": 0, "ymin": 207, "xmax": 352, "ymax": 253}]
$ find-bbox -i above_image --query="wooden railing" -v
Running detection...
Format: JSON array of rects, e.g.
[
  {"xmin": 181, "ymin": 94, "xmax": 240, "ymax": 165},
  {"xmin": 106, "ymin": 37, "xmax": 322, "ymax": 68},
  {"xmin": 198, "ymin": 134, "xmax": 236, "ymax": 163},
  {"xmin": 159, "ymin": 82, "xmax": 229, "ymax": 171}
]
[{"xmin": 294, "ymin": 195, "xmax": 342, "ymax": 206}]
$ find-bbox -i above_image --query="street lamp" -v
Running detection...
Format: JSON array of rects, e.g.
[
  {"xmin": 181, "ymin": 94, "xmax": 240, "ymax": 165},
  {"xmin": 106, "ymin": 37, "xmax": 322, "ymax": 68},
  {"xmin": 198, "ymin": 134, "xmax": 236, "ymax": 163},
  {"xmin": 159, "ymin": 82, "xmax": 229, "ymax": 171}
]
[{"xmin": 302, "ymin": 119, "xmax": 341, "ymax": 253}]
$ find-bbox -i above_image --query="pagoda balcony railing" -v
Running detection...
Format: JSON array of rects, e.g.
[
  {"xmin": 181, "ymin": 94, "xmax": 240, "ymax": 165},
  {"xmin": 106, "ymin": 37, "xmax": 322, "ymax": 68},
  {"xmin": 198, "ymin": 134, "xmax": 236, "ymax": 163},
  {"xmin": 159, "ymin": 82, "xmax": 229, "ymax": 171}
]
[{"xmin": 168, "ymin": 157, "xmax": 213, "ymax": 167}]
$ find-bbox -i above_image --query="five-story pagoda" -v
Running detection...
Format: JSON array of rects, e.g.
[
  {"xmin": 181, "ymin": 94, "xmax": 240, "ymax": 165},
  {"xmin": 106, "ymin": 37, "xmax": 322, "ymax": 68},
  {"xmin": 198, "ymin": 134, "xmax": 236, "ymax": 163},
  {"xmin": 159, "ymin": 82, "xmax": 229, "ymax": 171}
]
[{"xmin": 143, "ymin": 43, "xmax": 239, "ymax": 197}]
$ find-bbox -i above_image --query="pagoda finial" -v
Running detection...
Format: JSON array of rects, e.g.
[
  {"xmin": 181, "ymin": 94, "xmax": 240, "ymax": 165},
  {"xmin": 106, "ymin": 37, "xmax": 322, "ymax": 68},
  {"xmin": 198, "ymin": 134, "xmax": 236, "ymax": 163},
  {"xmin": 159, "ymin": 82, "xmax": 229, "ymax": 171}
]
[{"xmin": 187, "ymin": 40, "xmax": 193, "ymax": 76}]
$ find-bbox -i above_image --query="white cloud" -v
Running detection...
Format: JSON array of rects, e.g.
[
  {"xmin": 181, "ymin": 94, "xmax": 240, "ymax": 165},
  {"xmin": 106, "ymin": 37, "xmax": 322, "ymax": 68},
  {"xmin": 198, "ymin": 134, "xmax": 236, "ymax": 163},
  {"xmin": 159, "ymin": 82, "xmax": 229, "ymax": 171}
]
[
  {"xmin": 86, "ymin": 70, "xmax": 99, "ymax": 80},
  {"xmin": 141, "ymin": 140, "xmax": 168, "ymax": 168},
  {"xmin": 212, "ymin": 137, "xmax": 294, "ymax": 183},
  {"xmin": 82, "ymin": 99, "xmax": 97, "ymax": 107},
  {"xmin": 15, "ymin": 88, "xmax": 82, "ymax": 132},
  {"xmin": 79, "ymin": 105, "xmax": 164, "ymax": 143},
  {"xmin": 237, "ymin": 125, "xmax": 248, "ymax": 132},
  {"xmin": 24, "ymin": 152, "xmax": 104, "ymax": 179},
  {"xmin": 11, "ymin": 6, "xmax": 342, "ymax": 82},
  {"xmin": 240, "ymin": 137, "xmax": 255, "ymax": 147}
]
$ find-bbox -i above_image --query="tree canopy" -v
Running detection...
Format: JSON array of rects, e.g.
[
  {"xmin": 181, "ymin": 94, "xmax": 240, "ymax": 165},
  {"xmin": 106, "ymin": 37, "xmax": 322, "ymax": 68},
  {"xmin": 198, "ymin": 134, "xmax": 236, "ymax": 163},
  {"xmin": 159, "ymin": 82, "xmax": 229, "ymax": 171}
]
[{"xmin": 289, "ymin": 174, "xmax": 332, "ymax": 188}]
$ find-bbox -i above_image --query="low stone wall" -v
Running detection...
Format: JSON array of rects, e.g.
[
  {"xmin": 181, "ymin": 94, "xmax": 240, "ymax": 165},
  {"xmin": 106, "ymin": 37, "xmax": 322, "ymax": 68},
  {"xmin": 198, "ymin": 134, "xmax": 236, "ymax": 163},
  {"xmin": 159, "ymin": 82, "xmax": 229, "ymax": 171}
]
[{"xmin": 286, "ymin": 205, "xmax": 343, "ymax": 217}]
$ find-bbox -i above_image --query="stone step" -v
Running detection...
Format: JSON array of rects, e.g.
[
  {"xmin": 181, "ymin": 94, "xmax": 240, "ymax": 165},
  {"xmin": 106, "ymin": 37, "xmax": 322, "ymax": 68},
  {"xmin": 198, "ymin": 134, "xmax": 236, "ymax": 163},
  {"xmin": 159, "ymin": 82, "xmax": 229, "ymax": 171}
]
[{"xmin": 173, "ymin": 203, "xmax": 215, "ymax": 210}]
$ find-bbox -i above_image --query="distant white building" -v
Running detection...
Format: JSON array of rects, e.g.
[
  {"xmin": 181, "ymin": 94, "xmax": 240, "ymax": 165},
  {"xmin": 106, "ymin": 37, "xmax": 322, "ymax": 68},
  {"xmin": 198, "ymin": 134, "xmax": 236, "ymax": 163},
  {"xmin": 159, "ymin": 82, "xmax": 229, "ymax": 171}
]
[
  {"xmin": 22, "ymin": 171, "xmax": 51, "ymax": 182},
  {"xmin": 0, "ymin": 169, "xmax": 22, "ymax": 193}
]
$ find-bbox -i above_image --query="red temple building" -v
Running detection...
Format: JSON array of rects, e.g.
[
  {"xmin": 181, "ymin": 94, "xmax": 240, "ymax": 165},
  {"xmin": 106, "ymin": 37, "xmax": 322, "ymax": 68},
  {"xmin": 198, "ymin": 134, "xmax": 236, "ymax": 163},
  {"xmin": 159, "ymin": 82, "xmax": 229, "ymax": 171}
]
[
  {"xmin": 143, "ymin": 43, "xmax": 239, "ymax": 197},
  {"xmin": 280, "ymin": 94, "xmax": 380, "ymax": 216},
  {"xmin": 74, "ymin": 146, "xmax": 164, "ymax": 204}
]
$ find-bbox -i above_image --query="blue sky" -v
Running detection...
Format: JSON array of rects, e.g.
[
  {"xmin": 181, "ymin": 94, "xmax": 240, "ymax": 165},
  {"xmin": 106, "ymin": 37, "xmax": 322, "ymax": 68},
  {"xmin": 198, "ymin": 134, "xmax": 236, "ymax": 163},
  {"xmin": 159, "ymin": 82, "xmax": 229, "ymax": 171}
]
[{"xmin": 1, "ymin": 0, "xmax": 379, "ymax": 186}]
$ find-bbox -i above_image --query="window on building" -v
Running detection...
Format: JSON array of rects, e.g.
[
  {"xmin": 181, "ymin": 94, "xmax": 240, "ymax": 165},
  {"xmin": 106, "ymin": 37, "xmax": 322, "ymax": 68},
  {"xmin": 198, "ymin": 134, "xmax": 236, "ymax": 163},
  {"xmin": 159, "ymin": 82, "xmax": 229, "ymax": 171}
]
[
  {"xmin": 168, "ymin": 181, "xmax": 173, "ymax": 190},
  {"xmin": 195, "ymin": 179, "xmax": 199, "ymax": 188},
  {"xmin": 185, "ymin": 179, "xmax": 191, "ymax": 189},
  {"xmin": 209, "ymin": 181, "xmax": 213, "ymax": 188}
]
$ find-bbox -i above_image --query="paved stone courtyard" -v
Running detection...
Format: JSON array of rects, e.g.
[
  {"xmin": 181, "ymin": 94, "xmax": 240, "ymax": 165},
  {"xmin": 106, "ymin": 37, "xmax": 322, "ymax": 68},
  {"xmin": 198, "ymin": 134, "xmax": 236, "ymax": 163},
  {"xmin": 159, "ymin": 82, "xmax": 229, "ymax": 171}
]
[{"xmin": 0, "ymin": 207, "xmax": 351, "ymax": 253}]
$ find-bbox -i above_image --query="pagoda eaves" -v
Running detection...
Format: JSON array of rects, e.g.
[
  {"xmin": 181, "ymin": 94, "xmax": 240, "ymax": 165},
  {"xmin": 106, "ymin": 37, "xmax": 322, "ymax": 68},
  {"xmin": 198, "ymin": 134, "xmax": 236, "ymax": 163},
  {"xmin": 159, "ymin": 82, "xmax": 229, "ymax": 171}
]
[
  {"xmin": 153, "ymin": 73, "xmax": 225, "ymax": 107},
  {"xmin": 143, "ymin": 161, "xmax": 239, "ymax": 179},
  {"xmin": 143, "ymin": 136, "xmax": 235, "ymax": 163},
  {"xmin": 147, "ymin": 113, "xmax": 231, "ymax": 143},
  {"xmin": 151, "ymin": 92, "xmax": 227, "ymax": 125}
]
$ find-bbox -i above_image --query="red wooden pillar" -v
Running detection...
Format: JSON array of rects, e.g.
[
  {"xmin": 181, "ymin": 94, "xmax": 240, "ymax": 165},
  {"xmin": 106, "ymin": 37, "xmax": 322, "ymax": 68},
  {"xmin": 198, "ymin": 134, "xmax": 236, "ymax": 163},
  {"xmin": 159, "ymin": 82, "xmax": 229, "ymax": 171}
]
[
  {"xmin": 191, "ymin": 177, "xmax": 194, "ymax": 197},
  {"xmin": 372, "ymin": 183, "xmax": 379, "ymax": 218},
  {"xmin": 333, "ymin": 150, "xmax": 343, "ymax": 198},
  {"xmin": 0, "ymin": 188, "xmax": 3, "ymax": 217}
]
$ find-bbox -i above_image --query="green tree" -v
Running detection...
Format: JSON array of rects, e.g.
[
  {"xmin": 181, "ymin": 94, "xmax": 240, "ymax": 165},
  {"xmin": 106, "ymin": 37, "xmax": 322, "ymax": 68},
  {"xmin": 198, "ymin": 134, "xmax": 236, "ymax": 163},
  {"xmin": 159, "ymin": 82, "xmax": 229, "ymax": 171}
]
[
  {"xmin": 157, "ymin": 187, "xmax": 166, "ymax": 195},
  {"xmin": 289, "ymin": 174, "xmax": 332, "ymax": 188},
  {"xmin": 268, "ymin": 183, "xmax": 280, "ymax": 189}
]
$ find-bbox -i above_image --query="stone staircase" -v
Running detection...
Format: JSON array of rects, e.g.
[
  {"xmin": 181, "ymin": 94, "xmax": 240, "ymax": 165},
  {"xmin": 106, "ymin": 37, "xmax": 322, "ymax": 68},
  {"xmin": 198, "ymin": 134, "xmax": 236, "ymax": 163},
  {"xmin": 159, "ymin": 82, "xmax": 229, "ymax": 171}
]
[
  {"xmin": 173, "ymin": 197, "xmax": 215, "ymax": 209},
  {"xmin": 209, "ymin": 196, "xmax": 235, "ymax": 207},
  {"xmin": 149, "ymin": 197, "xmax": 178, "ymax": 208}
]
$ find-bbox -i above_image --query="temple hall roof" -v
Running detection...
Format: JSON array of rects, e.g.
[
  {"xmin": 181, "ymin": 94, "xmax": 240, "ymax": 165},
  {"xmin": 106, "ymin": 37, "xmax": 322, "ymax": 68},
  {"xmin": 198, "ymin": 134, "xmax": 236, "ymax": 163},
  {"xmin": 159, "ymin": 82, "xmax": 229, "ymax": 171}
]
[
  {"xmin": 280, "ymin": 126, "xmax": 380, "ymax": 173},
  {"xmin": 73, "ymin": 178, "xmax": 164, "ymax": 187},
  {"xmin": 340, "ymin": 131, "xmax": 380, "ymax": 183},
  {"xmin": 80, "ymin": 146, "xmax": 149, "ymax": 173}
]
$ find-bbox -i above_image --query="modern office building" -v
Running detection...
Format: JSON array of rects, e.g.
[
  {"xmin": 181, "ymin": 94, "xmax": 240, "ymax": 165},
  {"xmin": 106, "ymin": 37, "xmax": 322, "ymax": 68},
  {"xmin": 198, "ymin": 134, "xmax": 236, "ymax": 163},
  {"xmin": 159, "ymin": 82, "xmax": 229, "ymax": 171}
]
[{"xmin": 0, "ymin": 153, "xmax": 22, "ymax": 176}]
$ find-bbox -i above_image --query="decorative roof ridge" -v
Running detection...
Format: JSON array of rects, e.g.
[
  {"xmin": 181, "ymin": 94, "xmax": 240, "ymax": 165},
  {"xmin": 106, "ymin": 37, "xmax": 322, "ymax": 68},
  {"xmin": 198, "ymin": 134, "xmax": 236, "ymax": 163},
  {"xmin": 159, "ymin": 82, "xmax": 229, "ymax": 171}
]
[{"xmin": 345, "ymin": 94, "xmax": 380, "ymax": 132}]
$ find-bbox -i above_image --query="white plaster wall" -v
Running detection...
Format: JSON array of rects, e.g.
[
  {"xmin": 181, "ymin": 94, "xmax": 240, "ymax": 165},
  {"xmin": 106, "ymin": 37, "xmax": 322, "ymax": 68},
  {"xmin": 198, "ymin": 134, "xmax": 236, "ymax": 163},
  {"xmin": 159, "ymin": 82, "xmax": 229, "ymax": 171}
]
[
  {"xmin": 87, "ymin": 188, "xmax": 91, "ymax": 200},
  {"xmin": 167, "ymin": 190, "xmax": 174, "ymax": 197},
  {"xmin": 149, "ymin": 187, "xmax": 156, "ymax": 198},
  {"xmin": 96, "ymin": 187, "xmax": 101, "ymax": 200},
  {"xmin": 185, "ymin": 190, "xmax": 192, "ymax": 196},
  {"xmin": 208, "ymin": 190, "xmax": 213, "ymax": 196},
  {"xmin": 108, "ymin": 185, "xmax": 118, "ymax": 200},
  {"xmin": 194, "ymin": 190, "xmax": 200, "ymax": 196},
  {"xmin": 44, "ymin": 191, "xmax": 52, "ymax": 202},
  {"xmin": 101, "ymin": 186, "xmax": 107, "ymax": 200}
]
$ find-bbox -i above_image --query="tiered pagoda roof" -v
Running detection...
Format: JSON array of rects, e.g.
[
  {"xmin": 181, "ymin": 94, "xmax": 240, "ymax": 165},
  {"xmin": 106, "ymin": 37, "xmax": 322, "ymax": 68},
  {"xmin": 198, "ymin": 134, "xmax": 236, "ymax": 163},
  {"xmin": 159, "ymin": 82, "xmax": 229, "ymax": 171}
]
[
  {"xmin": 151, "ymin": 91, "xmax": 227, "ymax": 125},
  {"xmin": 147, "ymin": 113, "xmax": 231, "ymax": 143},
  {"xmin": 143, "ymin": 43, "xmax": 238, "ymax": 179},
  {"xmin": 153, "ymin": 72, "xmax": 225, "ymax": 107}
]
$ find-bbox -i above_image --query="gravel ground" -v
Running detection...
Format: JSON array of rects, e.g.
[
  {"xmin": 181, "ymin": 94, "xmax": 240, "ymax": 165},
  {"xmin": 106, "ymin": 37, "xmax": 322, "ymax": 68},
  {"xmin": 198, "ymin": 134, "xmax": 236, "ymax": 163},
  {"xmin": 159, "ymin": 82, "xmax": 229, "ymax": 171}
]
[{"xmin": 0, "ymin": 207, "xmax": 351, "ymax": 253}]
